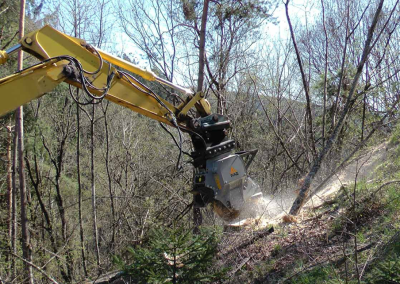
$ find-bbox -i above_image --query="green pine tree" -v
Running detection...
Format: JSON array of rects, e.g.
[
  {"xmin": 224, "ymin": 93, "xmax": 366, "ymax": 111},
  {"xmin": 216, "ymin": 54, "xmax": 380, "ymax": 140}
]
[{"xmin": 113, "ymin": 225, "xmax": 226, "ymax": 283}]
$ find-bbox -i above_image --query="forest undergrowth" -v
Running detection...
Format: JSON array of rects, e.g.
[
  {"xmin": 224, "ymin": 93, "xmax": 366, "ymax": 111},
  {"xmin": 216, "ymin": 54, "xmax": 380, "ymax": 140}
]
[
  {"xmin": 104, "ymin": 133, "xmax": 400, "ymax": 284},
  {"xmin": 216, "ymin": 132, "xmax": 400, "ymax": 283}
]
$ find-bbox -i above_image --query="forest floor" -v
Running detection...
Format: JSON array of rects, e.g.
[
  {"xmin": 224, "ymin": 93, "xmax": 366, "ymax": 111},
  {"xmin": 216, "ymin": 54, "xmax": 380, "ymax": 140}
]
[
  {"xmin": 219, "ymin": 140, "xmax": 400, "ymax": 283},
  {"xmin": 96, "ymin": 140, "xmax": 400, "ymax": 284}
]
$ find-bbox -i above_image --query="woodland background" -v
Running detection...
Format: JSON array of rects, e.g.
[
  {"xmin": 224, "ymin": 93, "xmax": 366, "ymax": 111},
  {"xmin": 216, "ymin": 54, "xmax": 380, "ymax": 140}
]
[{"xmin": 1, "ymin": 0, "xmax": 400, "ymax": 283}]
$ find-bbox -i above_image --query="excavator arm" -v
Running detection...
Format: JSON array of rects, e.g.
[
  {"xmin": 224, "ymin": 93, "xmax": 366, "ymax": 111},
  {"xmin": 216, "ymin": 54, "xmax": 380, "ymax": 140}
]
[
  {"xmin": 0, "ymin": 25, "xmax": 261, "ymax": 222},
  {"xmin": 0, "ymin": 25, "xmax": 210, "ymax": 125}
]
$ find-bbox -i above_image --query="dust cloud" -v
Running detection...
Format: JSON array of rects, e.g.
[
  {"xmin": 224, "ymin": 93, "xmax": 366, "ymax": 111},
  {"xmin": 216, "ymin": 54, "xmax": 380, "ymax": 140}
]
[{"xmin": 227, "ymin": 179, "xmax": 298, "ymax": 228}]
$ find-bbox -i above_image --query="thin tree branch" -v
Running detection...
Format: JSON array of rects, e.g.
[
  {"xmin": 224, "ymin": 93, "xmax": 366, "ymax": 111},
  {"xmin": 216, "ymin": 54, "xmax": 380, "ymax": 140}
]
[
  {"xmin": 284, "ymin": 0, "xmax": 316, "ymax": 156},
  {"xmin": 11, "ymin": 252, "xmax": 59, "ymax": 284}
]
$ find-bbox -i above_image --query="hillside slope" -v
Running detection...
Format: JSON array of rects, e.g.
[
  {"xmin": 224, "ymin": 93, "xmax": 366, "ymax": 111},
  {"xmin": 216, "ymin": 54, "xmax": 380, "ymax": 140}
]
[
  {"xmin": 94, "ymin": 139, "xmax": 400, "ymax": 284},
  {"xmin": 219, "ymin": 139, "xmax": 400, "ymax": 283}
]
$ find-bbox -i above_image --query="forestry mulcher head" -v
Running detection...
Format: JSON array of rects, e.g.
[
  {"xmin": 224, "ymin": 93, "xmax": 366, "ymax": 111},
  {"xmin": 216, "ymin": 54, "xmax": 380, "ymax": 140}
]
[{"xmin": 190, "ymin": 114, "xmax": 263, "ymax": 222}]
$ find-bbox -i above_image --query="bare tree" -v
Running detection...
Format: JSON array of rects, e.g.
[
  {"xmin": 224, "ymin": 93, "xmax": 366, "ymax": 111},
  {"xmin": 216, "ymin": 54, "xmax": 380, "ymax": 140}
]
[
  {"xmin": 289, "ymin": 0, "xmax": 400, "ymax": 215},
  {"xmin": 15, "ymin": 0, "xmax": 33, "ymax": 282},
  {"xmin": 192, "ymin": 0, "xmax": 210, "ymax": 234},
  {"xmin": 5, "ymin": 123, "xmax": 14, "ymax": 278},
  {"xmin": 117, "ymin": 0, "xmax": 180, "ymax": 82}
]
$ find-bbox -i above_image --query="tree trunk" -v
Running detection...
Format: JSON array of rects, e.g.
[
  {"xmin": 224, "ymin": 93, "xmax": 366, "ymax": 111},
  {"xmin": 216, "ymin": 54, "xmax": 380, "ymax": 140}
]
[
  {"xmin": 6, "ymin": 124, "xmax": 13, "ymax": 276},
  {"xmin": 196, "ymin": 0, "xmax": 209, "ymax": 93},
  {"xmin": 25, "ymin": 154, "xmax": 71, "ymax": 282},
  {"xmin": 72, "ymin": 5, "xmax": 88, "ymax": 276},
  {"xmin": 16, "ymin": 0, "xmax": 33, "ymax": 282},
  {"xmin": 11, "ymin": 122, "xmax": 17, "ymax": 279},
  {"xmin": 91, "ymin": 104, "xmax": 101, "ymax": 266},
  {"xmin": 193, "ymin": 0, "xmax": 210, "ymax": 234},
  {"xmin": 321, "ymin": 0, "xmax": 328, "ymax": 148},
  {"xmin": 76, "ymin": 97, "xmax": 88, "ymax": 277},
  {"xmin": 102, "ymin": 102, "xmax": 116, "ymax": 253},
  {"xmin": 16, "ymin": 105, "xmax": 33, "ymax": 284},
  {"xmin": 285, "ymin": 0, "xmax": 316, "ymax": 157}
]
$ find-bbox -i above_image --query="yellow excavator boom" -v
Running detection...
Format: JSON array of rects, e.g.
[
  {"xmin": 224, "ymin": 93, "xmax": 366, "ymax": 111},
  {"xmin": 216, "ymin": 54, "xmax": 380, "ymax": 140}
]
[
  {"xmin": 0, "ymin": 25, "xmax": 211, "ymax": 124},
  {"xmin": 0, "ymin": 25, "xmax": 261, "ymax": 222}
]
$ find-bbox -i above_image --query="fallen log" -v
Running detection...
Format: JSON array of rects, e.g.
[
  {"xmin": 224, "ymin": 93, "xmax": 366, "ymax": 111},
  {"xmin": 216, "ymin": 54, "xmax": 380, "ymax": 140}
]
[{"xmin": 220, "ymin": 226, "xmax": 274, "ymax": 257}]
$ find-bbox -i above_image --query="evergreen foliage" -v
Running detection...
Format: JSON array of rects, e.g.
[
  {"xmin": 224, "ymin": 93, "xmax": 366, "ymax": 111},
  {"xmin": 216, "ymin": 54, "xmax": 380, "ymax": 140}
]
[
  {"xmin": 113, "ymin": 225, "xmax": 226, "ymax": 283},
  {"xmin": 366, "ymin": 255, "xmax": 400, "ymax": 284}
]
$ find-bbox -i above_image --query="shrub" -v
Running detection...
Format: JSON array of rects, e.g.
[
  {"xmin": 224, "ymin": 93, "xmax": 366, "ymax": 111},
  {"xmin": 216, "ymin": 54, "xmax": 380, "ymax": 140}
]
[{"xmin": 113, "ymin": 225, "xmax": 226, "ymax": 283}]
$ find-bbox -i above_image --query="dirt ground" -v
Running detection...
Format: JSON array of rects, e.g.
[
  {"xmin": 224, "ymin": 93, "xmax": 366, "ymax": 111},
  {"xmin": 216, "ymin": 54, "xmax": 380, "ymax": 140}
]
[{"xmin": 219, "ymin": 141, "xmax": 392, "ymax": 283}]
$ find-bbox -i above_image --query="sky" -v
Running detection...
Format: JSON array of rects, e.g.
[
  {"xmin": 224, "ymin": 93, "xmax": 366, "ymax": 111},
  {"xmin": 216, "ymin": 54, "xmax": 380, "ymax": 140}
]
[
  {"xmin": 110, "ymin": 0, "xmax": 321, "ymax": 85},
  {"xmin": 36, "ymin": 0, "xmax": 320, "ymax": 88},
  {"xmin": 266, "ymin": 0, "xmax": 319, "ymax": 40}
]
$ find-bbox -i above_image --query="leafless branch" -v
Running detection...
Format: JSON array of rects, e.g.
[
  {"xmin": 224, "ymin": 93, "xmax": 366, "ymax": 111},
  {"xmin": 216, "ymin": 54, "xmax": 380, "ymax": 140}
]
[{"xmin": 11, "ymin": 252, "xmax": 59, "ymax": 284}]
